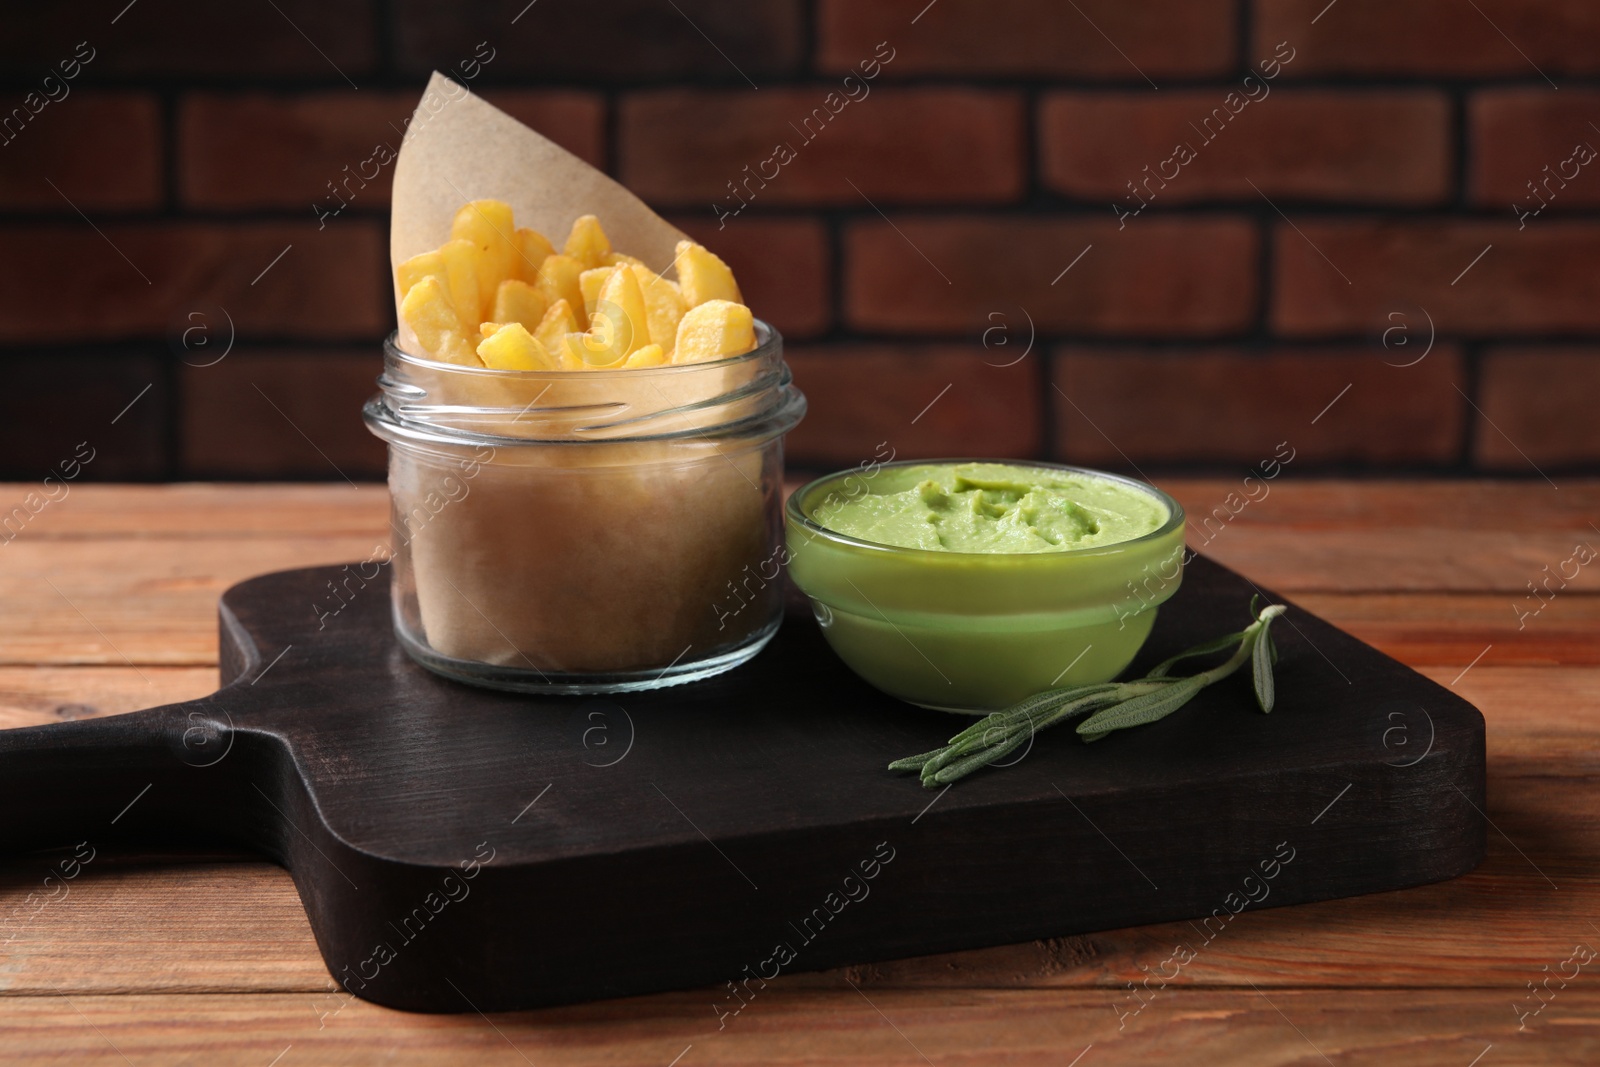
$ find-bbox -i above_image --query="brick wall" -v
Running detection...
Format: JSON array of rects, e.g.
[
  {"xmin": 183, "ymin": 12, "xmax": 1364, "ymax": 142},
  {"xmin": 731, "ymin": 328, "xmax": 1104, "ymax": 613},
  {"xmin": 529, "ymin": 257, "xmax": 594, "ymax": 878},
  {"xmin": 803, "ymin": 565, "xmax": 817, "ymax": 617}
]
[{"xmin": 2, "ymin": 0, "xmax": 1595, "ymax": 481}]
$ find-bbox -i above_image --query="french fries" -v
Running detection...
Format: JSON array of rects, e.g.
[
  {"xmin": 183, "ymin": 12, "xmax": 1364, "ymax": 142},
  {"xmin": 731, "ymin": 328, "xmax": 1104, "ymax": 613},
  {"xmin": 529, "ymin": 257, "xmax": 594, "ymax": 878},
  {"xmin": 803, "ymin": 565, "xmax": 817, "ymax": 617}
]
[
  {"xmin": 674, "ymin": 300, "xmax": 755, "ymax": 364},
  {"xmin": 400, "ymin": 277, "xmax": 477, "ymax": 366},
  {"xmin": 397, "ymin": 203, "xmax": 757, "ymax": 370},
  {"xmin": 674, "ymin": 240, "xmax": 741, "ymax": 307},
  {"xmin": 491, "ymin": 278, "xmax": 547, "ymax": 332},
  {"xmin": 534, "ymin": 299, "xmax": 579, "ymax": 352},
  {"xmin": 477, "ymin": 322, "xmax": 559, "ymax": 371}
]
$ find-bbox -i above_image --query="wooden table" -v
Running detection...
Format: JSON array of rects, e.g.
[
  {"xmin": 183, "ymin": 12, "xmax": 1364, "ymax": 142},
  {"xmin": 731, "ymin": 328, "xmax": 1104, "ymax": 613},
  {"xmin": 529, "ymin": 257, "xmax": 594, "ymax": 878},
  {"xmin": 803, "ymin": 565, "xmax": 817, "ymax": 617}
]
[{"xmin": 0, "ymin": 480, "xmax": 1595, "ymax": 1065}]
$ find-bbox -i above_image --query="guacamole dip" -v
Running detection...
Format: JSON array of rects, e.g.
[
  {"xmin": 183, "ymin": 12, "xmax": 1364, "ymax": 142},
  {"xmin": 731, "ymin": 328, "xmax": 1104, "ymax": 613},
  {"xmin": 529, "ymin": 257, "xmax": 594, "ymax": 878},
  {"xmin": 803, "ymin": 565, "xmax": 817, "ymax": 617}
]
[{"xmin": 811, "ymin": 462, "xmax": 1168, "ymax": 553}]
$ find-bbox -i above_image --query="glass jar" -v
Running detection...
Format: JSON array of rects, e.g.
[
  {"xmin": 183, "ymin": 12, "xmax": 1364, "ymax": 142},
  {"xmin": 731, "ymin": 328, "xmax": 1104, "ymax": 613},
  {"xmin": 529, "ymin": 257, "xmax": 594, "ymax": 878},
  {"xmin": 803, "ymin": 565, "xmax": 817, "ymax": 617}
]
[{"xmin": 363, "ymin": 321, "xmax": 805, "ymax": 694}]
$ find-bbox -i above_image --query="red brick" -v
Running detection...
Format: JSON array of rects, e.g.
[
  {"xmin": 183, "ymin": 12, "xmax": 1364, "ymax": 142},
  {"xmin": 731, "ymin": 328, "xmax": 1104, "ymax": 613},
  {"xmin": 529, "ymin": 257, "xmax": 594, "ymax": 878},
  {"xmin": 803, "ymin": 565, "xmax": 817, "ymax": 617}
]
[
  {"xmin": 1273, "ymin": 221, "xmax": 1600, "ymax": 336},
  {"xmin": 1470, "ymin": 90, "xmax": 1600, "ymax": 209},
  {"xmin": 845, "ymin": 217, "xmax": 1257, "ymax": 336},
  {"xmin": 818, "ymin": 0, "xmax": 1236, "ymax": 78},
  {"xmin": 179, "ymin": 91, "xmax": 602, "ymax": 211},
  {"xmin": 1256, "ymin": 0, "xmax": 1600, "ymax": 77},
  {"xmin": 181, "ymin": 351, "xmax": 386, "ymax": 479},
  {"xmin": 0, "ymin": 94, "xmax": 161, "ymax": 210},
  {"xmin": 1052, "ymin": 346, "xmax": 1465, "ymax": 467},
  {"xmin": 785, "ymin": 345, "xmax": 1041, "ymax": 468},
  {"xmin": 1476, "ymin": 349, "xmax": 1600, "ymax": 470},
  {"xmin": 0, "ymin": 356, "xmax": 167, "ymax": 480},
  {"xmin": 1040, "ymin": 90, "xmax": 1450, "ymax": 205},
  {"xmin": 621, "ymin": 89, "xmax": 1024, "ymax": 208},
  {"xmin": 0, "ymin": 1, "xmax": 376, "ymax": 79},
  {"xmin": 394, "ymin": 0, "xmax": 803, "ymax": 81},
  {"xmin": 0, "ymin": 223, "xmax": 387, "ymax": 344},
  {"xmin": 672, "ymin": 217, "xmax": 830, "ymax": 339}
]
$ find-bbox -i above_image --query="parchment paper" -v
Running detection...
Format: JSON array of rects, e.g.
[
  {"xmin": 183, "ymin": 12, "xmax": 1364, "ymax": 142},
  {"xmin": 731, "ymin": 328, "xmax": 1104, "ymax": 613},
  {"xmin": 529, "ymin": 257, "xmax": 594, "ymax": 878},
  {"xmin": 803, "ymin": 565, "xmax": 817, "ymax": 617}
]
[{"xmin": 390, "ymin": 71, "xmax": 688, "ymax": 350}]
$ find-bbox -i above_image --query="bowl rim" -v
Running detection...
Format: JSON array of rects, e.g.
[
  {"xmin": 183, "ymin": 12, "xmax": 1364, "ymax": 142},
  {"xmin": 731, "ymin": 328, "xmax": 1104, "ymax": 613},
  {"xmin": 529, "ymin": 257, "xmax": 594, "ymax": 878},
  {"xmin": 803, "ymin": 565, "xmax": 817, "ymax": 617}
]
[{"xmin": 785, "ymin": 458, "xmax": 1187, "ymax": 563}]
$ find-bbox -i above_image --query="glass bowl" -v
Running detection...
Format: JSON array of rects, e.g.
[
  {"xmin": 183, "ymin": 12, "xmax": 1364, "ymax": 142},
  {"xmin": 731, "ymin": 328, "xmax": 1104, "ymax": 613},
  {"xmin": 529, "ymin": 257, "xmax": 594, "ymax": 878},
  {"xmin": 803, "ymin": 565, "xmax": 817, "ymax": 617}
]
[{"xmin": 784, "ymin": 460, "xmax": 1187, "ymax": 713}]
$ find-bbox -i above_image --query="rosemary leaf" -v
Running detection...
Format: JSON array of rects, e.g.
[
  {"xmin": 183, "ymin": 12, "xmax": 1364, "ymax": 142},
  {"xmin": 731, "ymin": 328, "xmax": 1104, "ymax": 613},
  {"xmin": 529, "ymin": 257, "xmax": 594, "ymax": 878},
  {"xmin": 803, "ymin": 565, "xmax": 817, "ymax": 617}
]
[
  {"xmin": 1146, "ymin": 630, "xmax": 1247, "ymax": 679},
  {"xmin": 1076, "ymin": 676, "xmax": 1205, "ymax": 739},
  {"xmin": 930, "ymin": 734, "xmax": 1033, "ymax": 783},
  {"xmin": 886, "ymin": 749, "xmax": 946, "ymax": 772},
  {"xmin": 1252, "ymin": 627, "xmax": 1275, "ymax": 713}
]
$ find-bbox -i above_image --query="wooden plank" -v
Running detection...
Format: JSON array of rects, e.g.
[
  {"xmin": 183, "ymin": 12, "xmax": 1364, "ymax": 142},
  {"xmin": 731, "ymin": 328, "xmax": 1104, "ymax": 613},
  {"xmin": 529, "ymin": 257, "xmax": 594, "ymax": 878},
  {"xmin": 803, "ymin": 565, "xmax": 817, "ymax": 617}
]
[
  {"xmin": 0, "ymin": 988, "xmax": 1588, "ymax": 1066},
  {"xmin": 2, "ymin": 533, "xmax": 1597, "ymax": 666},
  {"xmin": 1292, "ymin": 593, "xmax": 1600, "ymax": 666},
  {"xmin": 0, "ymin": 537, "xmax": 389, "ymax": 665},
  {"xmin": 1192, "ymin": 527, "xmax": 1600, "ymax": 594},
  {"xmin": 1164, "ymin": 478, "xmax": 1600, "ymax": 531},
  {"xmin": 0, "ymin": 482, "xmax": 1591, "ymax": 1038},
  {"xmin": 0, "ymin": 483, "xmax": 388, "ymax": 539},
  {"xmin": 0, "ymin": 668, "xmax": 215, "ymax": 729},
  {"xmin": 0, "ymin": 859, "xmax": 331, "ymax": 996},
  {"xmin": 1426, "ymin": 665, "xmax": 1600, "ymax": 764},
  {"xmin": 0, "ymin": 558, "xmax": 1490, "ymax": 1013},
  {"xmin": 3, "ymin": 483, "xmax": 1597, "ymax": 597},
  {"xmin": 4, "ymin": 480, "xmax": 1594, "ymax": 539},
  {"xmin": 0, "ymin": 668, "xmax": 1587, "ymax": 1004},
  {"xmin": 0, "ymin": 483, "xmax": 1593, "ymax": 670}
]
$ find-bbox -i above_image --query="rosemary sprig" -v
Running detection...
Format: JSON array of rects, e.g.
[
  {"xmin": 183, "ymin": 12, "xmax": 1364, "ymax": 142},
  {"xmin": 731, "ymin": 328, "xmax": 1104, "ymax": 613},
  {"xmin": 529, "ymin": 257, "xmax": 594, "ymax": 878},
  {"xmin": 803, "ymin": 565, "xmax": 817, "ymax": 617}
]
[{"xmin": 889, "ymin": 599, "xmax": 1288, "ymax": 788}]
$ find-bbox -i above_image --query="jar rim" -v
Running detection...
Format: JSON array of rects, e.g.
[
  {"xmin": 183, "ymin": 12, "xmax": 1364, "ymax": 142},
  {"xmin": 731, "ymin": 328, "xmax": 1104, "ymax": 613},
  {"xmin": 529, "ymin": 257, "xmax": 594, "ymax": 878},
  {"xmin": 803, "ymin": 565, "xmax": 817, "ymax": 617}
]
[{"xmin": 367, "ymin": 319, "xmax": 806, "ymax": 449}]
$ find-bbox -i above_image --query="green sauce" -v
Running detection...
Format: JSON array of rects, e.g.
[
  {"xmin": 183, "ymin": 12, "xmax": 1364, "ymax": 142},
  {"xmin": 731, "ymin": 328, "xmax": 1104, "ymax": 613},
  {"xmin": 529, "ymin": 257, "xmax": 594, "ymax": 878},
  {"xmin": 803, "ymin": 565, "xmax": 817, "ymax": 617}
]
[{"xmin": 812, "ymin": 462, "xmax": 1168, "ymax": 553}]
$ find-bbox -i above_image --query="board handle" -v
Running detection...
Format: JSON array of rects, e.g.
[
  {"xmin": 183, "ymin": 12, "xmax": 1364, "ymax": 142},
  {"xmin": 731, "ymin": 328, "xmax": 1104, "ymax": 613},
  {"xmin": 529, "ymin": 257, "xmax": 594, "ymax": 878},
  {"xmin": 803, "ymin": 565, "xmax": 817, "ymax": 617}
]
[{"xmin": 0, "ymin": 699, "xmax": 244, "ymax": 854}]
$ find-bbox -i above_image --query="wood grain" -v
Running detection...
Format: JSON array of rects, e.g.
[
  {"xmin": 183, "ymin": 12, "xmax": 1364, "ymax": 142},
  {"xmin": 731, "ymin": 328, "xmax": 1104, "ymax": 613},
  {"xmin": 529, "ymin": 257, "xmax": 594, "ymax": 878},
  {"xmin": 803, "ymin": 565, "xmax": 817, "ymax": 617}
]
[
  {"xmin": 0, "ymin": 481, "xmax": 1593, "ymax": 1063},
  {"xmin": 4, "ymin": 551, "xmax": 1595, "ymax": 667},
  {"xmin": 0, "ymin": 668, "xmax": 216, "ymax": 728},
  {"xmin": 1291, "ymin": 593, "xmax": 1600, "ymax": 666},
  {"xmin": 0, "ymin": 483, "xmax": 388, "ymax": 538},
  {"xmin": 7, "ymin": 479, "xmax": 1594, "ymax": 539},
  {"xmin": 0, "ymin": 989, "xmax": 1591, "ymax": 1065}
]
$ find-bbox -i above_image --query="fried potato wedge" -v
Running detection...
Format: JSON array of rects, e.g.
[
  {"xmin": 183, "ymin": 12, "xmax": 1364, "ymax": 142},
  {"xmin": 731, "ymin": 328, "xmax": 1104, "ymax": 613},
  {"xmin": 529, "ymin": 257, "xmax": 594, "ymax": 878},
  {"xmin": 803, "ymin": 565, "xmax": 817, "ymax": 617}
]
[
  {"xmin": 534, "ymin": 298, "xmax": 580, "ymax": 353},
  {"xmin": 673, "ymin": 299, "xmax": 755, "ymax": 364},
  {"xmin": 396, "ymin": 249, "xmax": 444, "ymax": 299},
  {"xmin": 578, "ymin": 266, "xmax": 615, "ymax": 323},
  {"xmin": 563, "ymin": 214, "xmax": 612, "ymax": 271},
  {"xmin": 533, "ymin": 254, "xmax": 584, "ymax": 323},
  {"xmin": 514, "ymin": 227, "xmax": 556, "ymax": 280},
  {"xmin": 477, "ymin": 322, "xmax": 559, "ymax": 371},
  {"xmin": 437, "ymin": 238, "xmax": 490, "ymax": 331},
  {"xmin": 631, "ymin": 264, "xmax": 687, "ymax": 356},
  {"xmin": 401, "ymin": 276, "xmax": 480, "ymax": 366},
  {"xmin": 398, "ymin": 210, "xmax": 756, "ymax": 371},
  {"xmin": 556, "ymin": 331, "xmax": 603, "ymax": 370},
  {"xmin": 491, "ymin": 278, "xmax": 548, "ymax": 332},
  {"xmin": 450, "ymin": 200, "xmax": 517, "ymax": 313},
  {"xmin": 583, "ymin": 266, "xmax": 648, "ymax": 365},
  {"xmin": 674, "ymin": 240, "xmax": 742, "ymax": 308},
  {"xmin": 622, "ymin": 343, "xmax": 667, "ymax": 368}
]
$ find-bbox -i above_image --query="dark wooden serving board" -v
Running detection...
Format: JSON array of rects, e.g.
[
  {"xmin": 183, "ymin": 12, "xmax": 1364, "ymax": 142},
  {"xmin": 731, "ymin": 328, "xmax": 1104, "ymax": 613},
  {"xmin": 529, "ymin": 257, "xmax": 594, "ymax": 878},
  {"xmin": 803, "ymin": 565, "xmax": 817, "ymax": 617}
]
[{"xmin": 0, "ymin": 556, "xmax": 1484, "ymax": 1014}]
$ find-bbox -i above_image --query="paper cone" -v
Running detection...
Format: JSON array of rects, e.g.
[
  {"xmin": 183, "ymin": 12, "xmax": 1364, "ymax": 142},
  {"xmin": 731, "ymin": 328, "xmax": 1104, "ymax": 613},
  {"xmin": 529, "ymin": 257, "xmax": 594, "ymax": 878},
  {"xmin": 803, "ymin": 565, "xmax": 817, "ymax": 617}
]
[{"xmin": 392, "ymin": 70, "xmax": 686, "ymax": 353}]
